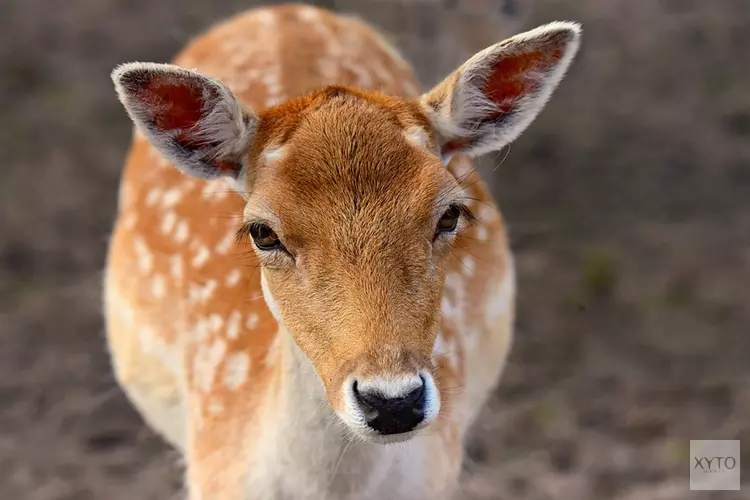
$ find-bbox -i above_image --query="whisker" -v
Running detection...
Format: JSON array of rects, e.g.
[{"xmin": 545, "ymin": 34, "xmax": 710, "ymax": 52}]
[
  {"xmin": 454, "ymin": 243, "xmax": 486, "ymax": 265},
  {"xmin": 490, "ymin": 143, "xmax": 512, "ymax": 171},
  {"xmin": 329, "ymin": 435, "xmax": 355, "ymax": 488},
  {"xmin": 244, "ymin": 294, "xmax": 266, "ymax": 303},
  {"xmin": 448, "ymin": 247, "xmax": 476, "ymax": 276}
]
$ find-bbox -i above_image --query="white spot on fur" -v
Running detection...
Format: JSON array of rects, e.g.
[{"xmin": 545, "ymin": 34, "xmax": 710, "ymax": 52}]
[
  {"xmin": 266, "ymin": 95, "xmax": 283, "ymax": 107},
  {"xmin": 226, "ymin": 310, "xmax": 242, "ymax": 340},
  {"xmin": 228, "ymin": 52, "xmax": 249, "ymax": 68},
  {"xmin": 122, "ymin": 213, "xmax": 138, "ymax": 230},
  {"xmin": 297, "ymin": 5, "xmax": 320, "ymax": 21},
  {"xmin": 169, "ymin": 255, "xmax": 183, "ymax": 281},
  {"xmin": 486, "ymin": 260, "xmax": 516, "ymax": 326},
  {"xmin": 201, "ymin": 181, "xmax": 230, "ymax": 200},
  {"xmin": 261, "ymin": 74, "xmax": 278, "ymax": 87},
  {"xmin": 133, "ymin": 237, "xmax": 153, "ymax": 273},
  {"xmin": 181, "ymin": 177, "xmax": 198, "ymax": 191},
  {"xmin": 136, "ymin": 326, "xmax": 180, "ymax": 376},
  {"xmin": 193, "ymin": 317, "xmax": 210, "ymax": 343},
  {"xmin": 461, "ymin": 256, "xmax": 476, "ymax": 277},
  {"xmin": 441, "ymin": 295, "xmax": 455, "ymax": 322},
  {"xmin": 161, "ymin": 210, "xmax": 176, "ymax": 234},
  {"xmin": 111, "ymin": 295, "xmax": 135, "ymax": 325},
  {"xmin": 161, "ymin": 188, "xmax": 182, "ymax": 208},
  {"xmin": 208, "ymin": 400, "xmax": 224, "ymax": 415},
  {"xmin": 157, "ymin": 156, "xmax": 172, "ymax": 169},
  {"xmin": 174, "ymin": 220, "xmax": 189, "ymax": 243},
  {"xmin": 192, "ymin": 245, "xmax": 211, "ymax": 268},
  {"xmin": 245, "ymin": 312, "xmax": 259, "ymax": 330},
  {"xmin": 138, "ymin": 327, "xmax": 158, "ymax": 354},
  {"xmin": 475, "ymin": 224, "xmax": 489, "ymax": 241},
  {"xmin": 194, "ymin": 338, "xmax": 227, "ymax": 392},
  {"xmin": 150, "ymin": 274, "xmax": 166, "ymax": 299},
  {"xmin": 209, "ymin": 313, "xmax": 224, "ymax": 334},
  {"xmin": 255, "ymin": 9, "xmax": 276, "ymax": 26},
  {"xmin": 188, "ymin": 280, "xmax": 218, "ymax": 304},
  {"xmin": 215, "ymin": 230, "xmax": 236, "ymax": 254},
  {"xmin": 225, "ymin": 269, "xmax": 242, "ymax": 287},
  {"xmin": 145, "ymin": 188, "xmax": 162, "ymax": 207},
  {"xmin": 223, "ymin": 352, "xmax": 250, "ymax": 391}
]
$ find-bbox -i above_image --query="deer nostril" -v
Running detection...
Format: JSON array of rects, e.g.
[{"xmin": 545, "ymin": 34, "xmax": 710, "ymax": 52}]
[
  {"xmin": 352, "ymin": 380, "xmax": 379, "ymax": 419},
  {"xmin": 403, "ymin": 376, "xmax": 425, "ymax": 406}
]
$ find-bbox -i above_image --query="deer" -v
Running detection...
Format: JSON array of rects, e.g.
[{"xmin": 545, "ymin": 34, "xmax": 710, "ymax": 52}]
[{"xmin": 104, "ymin": 3, "xmax": 581, "ymax": 499}]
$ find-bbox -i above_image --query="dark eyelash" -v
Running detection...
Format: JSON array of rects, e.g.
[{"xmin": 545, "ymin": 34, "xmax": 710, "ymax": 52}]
[
  {"xmin": 235, "ymin": 222, "xmax": 254, "ymax": 243},
  {"xmin": 455, "ymin": 203, "xmax": 476, "ymax": 224}
]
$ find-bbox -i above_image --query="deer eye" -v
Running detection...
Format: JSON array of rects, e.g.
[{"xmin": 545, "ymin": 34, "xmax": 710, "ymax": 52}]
[
  {"xmin": 250, "ymin": 223, "xmax": 281, "ymax": 251},
  {"xmin": 435, "ymin": 205, "xmax": 461, "ymax": 237}
]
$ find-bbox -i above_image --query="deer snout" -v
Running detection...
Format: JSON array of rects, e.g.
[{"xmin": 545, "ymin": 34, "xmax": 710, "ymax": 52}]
[{"xmin": 342, "ymin": 371, "xmax": 440, "ymax": 441}]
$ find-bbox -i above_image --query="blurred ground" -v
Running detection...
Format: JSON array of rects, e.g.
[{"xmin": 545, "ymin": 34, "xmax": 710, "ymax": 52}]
[{"xmin": 1, "ymin": 0, "xmax": 749, "ymax": 499}]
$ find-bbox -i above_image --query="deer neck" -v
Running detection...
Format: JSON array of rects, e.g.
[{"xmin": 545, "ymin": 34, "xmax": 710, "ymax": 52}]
[{"xmin": 249, "ymin": 325, "xmax": 402, "ymax": 500}]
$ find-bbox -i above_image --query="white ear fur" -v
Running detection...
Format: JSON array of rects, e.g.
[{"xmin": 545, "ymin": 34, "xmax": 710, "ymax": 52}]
[
  {"xmin": 419, "ymin": 21, "xmax": 582, "ymax": 161},
  {"xmin": 111, "ymin": 62, "xmax": 257, "ymax": 182}
]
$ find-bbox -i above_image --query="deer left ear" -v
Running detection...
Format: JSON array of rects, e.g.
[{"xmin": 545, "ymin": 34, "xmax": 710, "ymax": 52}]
[
  {"xmin": 112, "ymin": 62, "xmax": 257, "ymax": 186},
  {"xmin": 419, "ymin": 21, "xmax": 582, "ymax": 161}
]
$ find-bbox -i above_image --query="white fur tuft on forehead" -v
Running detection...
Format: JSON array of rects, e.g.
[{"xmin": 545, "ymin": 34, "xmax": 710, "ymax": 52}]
[
  {"xmin": 403, "ymin": 126, "xmax": 435, "ymax": 153},
  {"xmin": 112, "ymin": 62, "xmax": 257, "ymax": 183},
  {"xmin": 419, "ymin": 21, "xmax": 582, "ymax": 161}
]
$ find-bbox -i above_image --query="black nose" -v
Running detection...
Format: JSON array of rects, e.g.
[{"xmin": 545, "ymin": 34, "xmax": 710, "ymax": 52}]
[{"xmin": 353, "ymin": 378, "xmax": 426, "ymax": 435}]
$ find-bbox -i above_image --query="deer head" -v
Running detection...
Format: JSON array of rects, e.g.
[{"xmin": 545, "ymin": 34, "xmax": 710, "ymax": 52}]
[{"xmin": 112, "ymin": 21, "xmax": 581, "ymax": 443}]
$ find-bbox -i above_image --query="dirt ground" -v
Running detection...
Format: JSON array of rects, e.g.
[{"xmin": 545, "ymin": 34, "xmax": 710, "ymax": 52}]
[{"xmin": 1, "ymin": 0, "xmax": 749, "ymax": 499}]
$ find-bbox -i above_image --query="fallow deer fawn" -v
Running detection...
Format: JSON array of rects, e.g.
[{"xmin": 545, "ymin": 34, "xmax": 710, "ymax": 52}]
[{"xmin": 105, "ymin": 4, "xmax": 581, "ymax": 499}]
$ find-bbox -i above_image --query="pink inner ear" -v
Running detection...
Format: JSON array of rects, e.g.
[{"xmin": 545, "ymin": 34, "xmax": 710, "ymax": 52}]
[
  {"xmin": 483, "ymin": 47, "xmax": 565, "ymax": 115},
  {"xmin": 138, "ymin": 78, "xmax": 205, "ymax": 132},
  {"xmin": 134, "ymin": 77, "xmax": 224, "ymax": 155}
]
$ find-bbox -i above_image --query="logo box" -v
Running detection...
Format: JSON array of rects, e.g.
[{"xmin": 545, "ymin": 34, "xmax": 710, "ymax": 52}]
[{"xmin": 690, "ymin": 440, "xmax": 740, "ymax": 491}]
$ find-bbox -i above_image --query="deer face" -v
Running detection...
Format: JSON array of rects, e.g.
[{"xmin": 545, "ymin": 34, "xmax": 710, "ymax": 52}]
[
  {"xmin": 112, "ymin": 21, "xmax": 581, "ymax": 442},
  {"xmin": 241, "ymin": 90, "xmax": 465, "ymax": 440}
]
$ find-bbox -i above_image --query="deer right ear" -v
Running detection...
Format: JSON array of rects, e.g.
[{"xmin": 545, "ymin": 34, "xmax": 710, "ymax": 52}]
[
  {"xmin": 419, "ymin": 21, "xmax": 581, "ymax": 162},
  {"xmin": 112, "ymin": 62, "xmax": 257, "ymax": 186}
]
